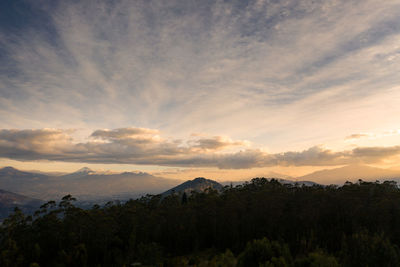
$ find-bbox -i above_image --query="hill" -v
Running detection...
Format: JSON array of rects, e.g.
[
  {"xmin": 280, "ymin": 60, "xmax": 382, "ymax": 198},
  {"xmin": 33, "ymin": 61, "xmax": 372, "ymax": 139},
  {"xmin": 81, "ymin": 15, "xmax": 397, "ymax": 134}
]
[
  {"xmin": 0, "ymin": 189, "xmax": 43, "ymax": 220},
  {"xmin": 162, "ymin": 177, "xmax": 223, "ymax": 196}
]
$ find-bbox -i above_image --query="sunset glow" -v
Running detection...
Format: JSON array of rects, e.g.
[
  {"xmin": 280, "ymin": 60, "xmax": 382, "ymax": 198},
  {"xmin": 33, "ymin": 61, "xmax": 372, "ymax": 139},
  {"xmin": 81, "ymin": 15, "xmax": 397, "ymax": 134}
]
[{"xmin": 1, "ymin": 0, "xmax": 400, "ymax": 183}]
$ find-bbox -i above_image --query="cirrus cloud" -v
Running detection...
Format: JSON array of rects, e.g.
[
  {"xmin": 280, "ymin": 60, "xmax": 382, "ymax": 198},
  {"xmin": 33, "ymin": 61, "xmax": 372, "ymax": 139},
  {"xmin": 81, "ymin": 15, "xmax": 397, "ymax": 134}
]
[{"xmin": 1, "ymin": 0, "xmax": 400, "ymax": 152}]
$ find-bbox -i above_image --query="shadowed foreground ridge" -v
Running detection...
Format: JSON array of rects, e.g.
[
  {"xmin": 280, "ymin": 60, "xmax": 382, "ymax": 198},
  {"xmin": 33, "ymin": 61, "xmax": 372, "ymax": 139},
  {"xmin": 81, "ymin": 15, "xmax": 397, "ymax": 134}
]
[{"xmin": 1, "ymin": 178, "xmax": 400, "ymax": 266}]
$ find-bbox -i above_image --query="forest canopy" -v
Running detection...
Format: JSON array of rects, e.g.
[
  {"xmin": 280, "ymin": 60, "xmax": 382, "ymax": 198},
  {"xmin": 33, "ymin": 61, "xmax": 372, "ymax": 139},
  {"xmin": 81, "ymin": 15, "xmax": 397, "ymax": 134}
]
[{"xmin": 1, "ymin": 178, "xmax": 400, "ymax": 266}]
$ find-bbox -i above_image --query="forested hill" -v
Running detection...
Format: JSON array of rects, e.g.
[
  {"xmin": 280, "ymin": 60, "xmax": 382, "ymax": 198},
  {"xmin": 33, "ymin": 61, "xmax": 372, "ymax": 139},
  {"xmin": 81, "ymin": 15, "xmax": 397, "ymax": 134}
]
[
  {"xmin": 162, "ymin": 177, "xmax": 223, "ymax": 196},
  {"xmin": 2, "ymin": 178, "xmax": 400, "ymax": 266}
]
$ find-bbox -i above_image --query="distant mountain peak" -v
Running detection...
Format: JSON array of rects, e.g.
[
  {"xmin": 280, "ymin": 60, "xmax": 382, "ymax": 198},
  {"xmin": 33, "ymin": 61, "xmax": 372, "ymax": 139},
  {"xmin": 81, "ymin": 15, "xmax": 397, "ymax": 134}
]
[
  {"xmin": 1, "ymin": 166, "xmax": 17, "ymax": 170},
  {"xmin": 1, "ymin": 166, "xmax": 20, "ymax": 172},
  {"xmin": 0, "ymin": 166, "xmax": 25, "ymax": 174},
  {"xmin": 192, "ymin": 177, "xmax": 208, "ymax": 182},
  {"xmin": 61, "ymin": 167, "xmax": 95, "ymax": 179},
  {"xmin": 74, "ymin": 167, "xmax": 94, "ymax": 174}
]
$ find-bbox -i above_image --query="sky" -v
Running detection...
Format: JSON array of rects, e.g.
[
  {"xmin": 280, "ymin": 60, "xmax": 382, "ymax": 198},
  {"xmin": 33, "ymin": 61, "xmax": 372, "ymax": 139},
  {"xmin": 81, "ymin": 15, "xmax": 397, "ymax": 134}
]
[{"xmin": 1, "ymin": 0, "xmax": 400, "ymax": 181}]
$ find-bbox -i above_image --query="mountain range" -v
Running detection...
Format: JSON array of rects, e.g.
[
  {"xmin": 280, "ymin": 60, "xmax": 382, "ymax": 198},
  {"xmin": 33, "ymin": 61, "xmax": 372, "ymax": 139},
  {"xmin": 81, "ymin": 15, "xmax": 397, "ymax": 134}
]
[
  {"xmin": 0, "ymin": 166, "xmax": 180, "ymax": 201},
  {"xmin": 1, "ymin": 164, "xmax": 400, "ymax": 202},
  {"xmin": 1, "ymin": 164, "xmax": 400, "ymax": 220},
  {"xmin": 297, "ymin": 164, "xmax": 400, "ymax": 184}
]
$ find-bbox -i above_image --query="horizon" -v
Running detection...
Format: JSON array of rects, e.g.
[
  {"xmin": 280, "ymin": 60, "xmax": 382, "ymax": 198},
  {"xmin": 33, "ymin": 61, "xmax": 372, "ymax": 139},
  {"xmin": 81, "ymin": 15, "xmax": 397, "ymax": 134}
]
[
  {"xmin": 2, "ymin": 164, "xmax": 400, "ymax": 186},
  {"xmin": 1, "ymin": 0, "xmax": 400, "ymax": 183}
]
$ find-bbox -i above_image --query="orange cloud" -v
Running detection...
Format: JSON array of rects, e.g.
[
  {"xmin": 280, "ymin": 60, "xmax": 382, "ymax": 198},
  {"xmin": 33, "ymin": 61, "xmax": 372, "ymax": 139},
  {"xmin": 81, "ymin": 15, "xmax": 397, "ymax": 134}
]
[{"xmin": 1, "ymin": 128, "xmax": 400, "ymax": 169}]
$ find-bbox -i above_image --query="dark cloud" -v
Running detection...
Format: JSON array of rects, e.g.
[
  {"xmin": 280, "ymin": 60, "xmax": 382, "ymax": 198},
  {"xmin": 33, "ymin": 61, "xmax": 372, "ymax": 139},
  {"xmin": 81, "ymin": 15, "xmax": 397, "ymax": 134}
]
[
  {"xmin": 191, "ymin": 136, "xmax": 248, "ymax": 151},
  {"xmin": 352, "ymin": 146, "xmax": 400, "ymax": 163},
  {"xmin": 91, "ymin": 127, "xmax": 159, "ymax": 140},
  {"xmin": 0, "ymin": 129, "xmax": 73, "ymax": 159},
  {"xmin": 271, "ymin": 146, "xmax": 349, "ymax": 166},
  {"xmin": 0, "ymin": 128, "xmax": 399, "ymax": 169}
]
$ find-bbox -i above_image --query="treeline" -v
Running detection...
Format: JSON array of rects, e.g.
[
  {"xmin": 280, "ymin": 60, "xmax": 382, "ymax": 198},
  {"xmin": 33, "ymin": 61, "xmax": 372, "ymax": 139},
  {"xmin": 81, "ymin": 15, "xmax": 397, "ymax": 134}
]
[{"xmin": 1, "ymin": 178, "xmax": 400, "ymax": 266}]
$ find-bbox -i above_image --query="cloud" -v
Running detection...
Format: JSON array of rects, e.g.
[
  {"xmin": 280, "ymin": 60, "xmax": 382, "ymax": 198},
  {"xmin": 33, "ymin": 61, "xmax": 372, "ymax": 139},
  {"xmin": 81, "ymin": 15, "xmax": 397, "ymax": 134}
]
[
  {"xmin": 0, "ymin": 128, "xmax": 400, "ymax": 169},
  {"xmin": 190, "ymin": 136, "xmax": 249, "ymax": 151},
  {"xmin": 345, "ymin": 129, "xmax": 400, "ymax": 140},
  {"xmin": 91, "ymin": 127, "xmax": 160, "ymax": 140},
  {"xmin": 345, "ymin": 133, "xmax": 369, "ymax": 140},
  {"xmin": 1, "ymin": 0, "xmax": 400, "ymax": 152},
  {"xmin": 352, "ymin": 146, "xmax": 400, "ymax": 162},
  {"xmin": 0, "ymin": 129, "xmax": 74, "ymax": 156}
]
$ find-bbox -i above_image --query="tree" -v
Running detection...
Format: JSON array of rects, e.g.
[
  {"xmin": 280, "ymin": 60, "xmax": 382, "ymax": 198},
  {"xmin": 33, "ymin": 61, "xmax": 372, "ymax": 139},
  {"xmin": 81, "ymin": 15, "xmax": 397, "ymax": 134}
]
[{"xmin": 237, "ymin": 238, "xmax": 292, "ymax": 267}]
